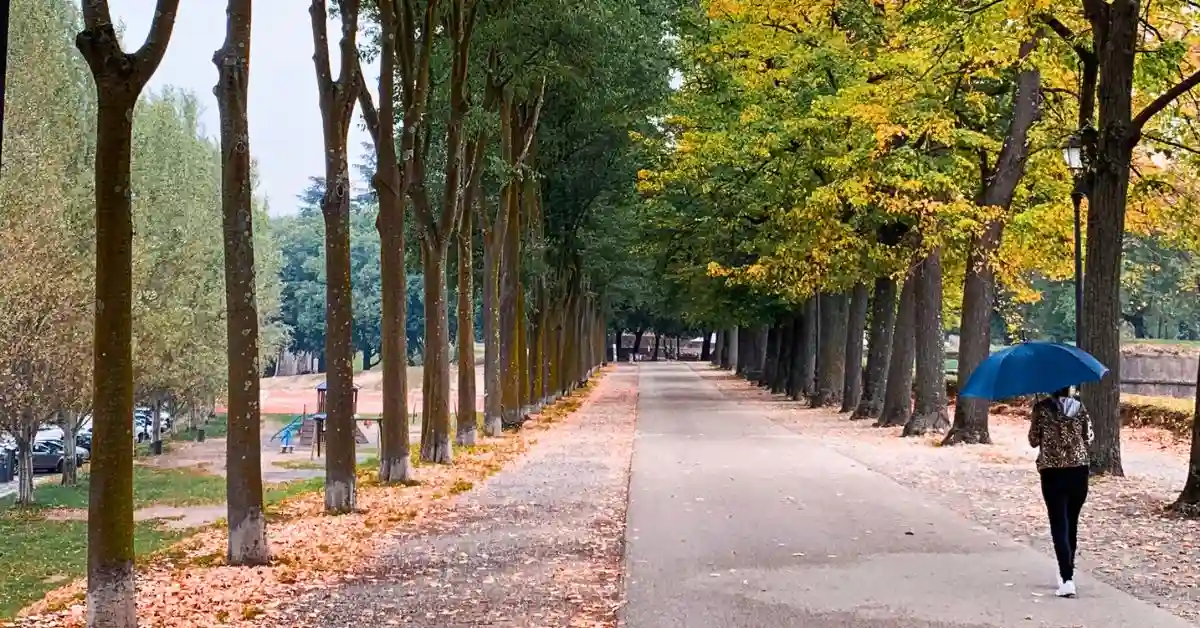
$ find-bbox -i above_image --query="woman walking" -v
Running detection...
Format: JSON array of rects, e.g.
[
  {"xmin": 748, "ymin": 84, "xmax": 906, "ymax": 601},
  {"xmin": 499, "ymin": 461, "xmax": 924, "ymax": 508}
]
[{"xmin": 1028, "ymin": 386, "xmax": 1093, "ymax": 598}]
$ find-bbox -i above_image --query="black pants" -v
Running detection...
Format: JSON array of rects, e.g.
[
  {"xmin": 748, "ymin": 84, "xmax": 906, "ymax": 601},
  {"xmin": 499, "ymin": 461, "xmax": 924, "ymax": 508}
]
[{"xmin": 1039, "ymin": 465, "xmax": 1089, "ymax": 581}]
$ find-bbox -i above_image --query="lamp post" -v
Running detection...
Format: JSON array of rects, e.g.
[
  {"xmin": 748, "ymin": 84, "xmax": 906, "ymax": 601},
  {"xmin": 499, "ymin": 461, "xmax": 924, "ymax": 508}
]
[{"xmin": 1062, "ymin": 133, "xmax": 1089, "ymax": 346}]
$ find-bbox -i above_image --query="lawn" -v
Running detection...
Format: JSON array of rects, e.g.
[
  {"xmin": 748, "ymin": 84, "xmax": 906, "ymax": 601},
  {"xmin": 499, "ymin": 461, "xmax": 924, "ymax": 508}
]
[
  {"xmin": 0, "ymin": 514, "xmax": 187, "ymax": 617},
  {"xmin": 0, "ymin": 464, "xmax": 333, "ymax": 619},
  {"xmin": 0, "ymin": 466, "xmax": 227, "ymax": 511}
]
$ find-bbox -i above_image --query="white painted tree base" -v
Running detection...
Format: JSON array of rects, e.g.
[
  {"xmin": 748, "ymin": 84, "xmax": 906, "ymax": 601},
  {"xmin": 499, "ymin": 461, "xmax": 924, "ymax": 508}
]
[
  {"xmin": 227, "ymin": 508, "xmax": 270, "ymax": 565},
  {"xmin": 87, "ymin": 566, "xmax": 135, "ymax": 628}
]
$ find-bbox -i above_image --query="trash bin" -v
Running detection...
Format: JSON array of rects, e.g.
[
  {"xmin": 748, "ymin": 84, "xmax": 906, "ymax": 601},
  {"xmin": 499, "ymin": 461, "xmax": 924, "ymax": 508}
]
[{"xmin": 0, "ymin": 450, "xmax": 12, "ymax": 483}]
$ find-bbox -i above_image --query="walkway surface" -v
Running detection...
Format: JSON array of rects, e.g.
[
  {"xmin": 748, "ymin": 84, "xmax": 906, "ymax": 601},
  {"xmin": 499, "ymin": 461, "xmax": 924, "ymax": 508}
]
[{"xmin": 623, "ymin": 362, "xmax": 1192, "ymax": 628}]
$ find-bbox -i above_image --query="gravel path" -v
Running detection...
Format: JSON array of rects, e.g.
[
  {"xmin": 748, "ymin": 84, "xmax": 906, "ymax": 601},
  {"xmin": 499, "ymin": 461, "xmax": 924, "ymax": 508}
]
[
  {"xmin": 696, "ymin": 366, "xmax": 1200, "ymax": 624},
  {"xmin": 268, "ymin": 366, "xmax": 639, "ymax": 627}
]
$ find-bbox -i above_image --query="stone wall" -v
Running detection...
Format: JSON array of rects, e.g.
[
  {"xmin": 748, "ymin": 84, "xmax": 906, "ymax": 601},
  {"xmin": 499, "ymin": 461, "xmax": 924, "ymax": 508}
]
[{"xmin": 1120, "ymin": 345, "xmax": 1200, "ymax": 399}]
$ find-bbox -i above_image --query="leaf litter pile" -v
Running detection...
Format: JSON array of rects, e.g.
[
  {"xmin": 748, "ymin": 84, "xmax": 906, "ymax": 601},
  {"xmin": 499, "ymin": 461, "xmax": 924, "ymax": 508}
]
[
  {"xmin": 7, "ymin": 367, "xmax": 638, "ymax": 628},
  {"xmin": 698, "ymin": 366, "xmax": 1200, "ymax": 623},
  {"xmin": 269, "ymin": 368, "xmax": 638, "ymax": 627}
]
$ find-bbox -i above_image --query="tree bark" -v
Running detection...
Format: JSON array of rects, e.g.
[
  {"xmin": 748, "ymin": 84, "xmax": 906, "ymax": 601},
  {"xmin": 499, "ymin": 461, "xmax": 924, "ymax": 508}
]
[
  {"xmin": 215, "ymin": 0, "xmax": 269, "ymax": 562},
  {"xmin": 773, "ymin": 316, "xmax": 793, "ymax": 394},
  {"xmin": 852, "ymin": 276, "xmax": 896, "ymax": 421},
  {"xmin": 785, "ymin": 312, "xmax": 804, "ymax": 398},
  {"xmin": 904, "ymin": 250, "xmax": 950, "ymax": 436},
  {"xmin": 15, "ymin": 425, "xmax": 34, "ymax": 505},
  {"xmin": 75, "ymin": 2, "xmax": 179, "ymax": 623},
  {"xmin": 713, "ymin": 329, "xmax": 724, "ymax": 366},
  {"xmin": 355, "ymin": 7, "xmax": 412, "ymax": 477},
  {"xmin": 481, "ymin": 239, "xmax": 502, "ymax": 435},
  {"xmin": 878, "ymin": 270, "xmax": 916, "ymax": 427},
  {"xmin": 419, "ymin": 239, "xmax": 453, "ymax": 463},
  {"xmin": 812, "ymin": 293, "xmax": 848, "ymax": 408},
  {"xmin": 1080, "ymin": 0, "xmax": 1141, "ymax": 477},
  {"xmin": 62, "ymin": 416, "xmax": 78, "ymax": 486},
  {"xmin": 309, "ymin": 0, "xmax": 362, "ymax": 514},
  {"xmin": 944, "ymin": 37, "xmax": 1041, "ymax": 447},
  {"xmin": 727, "ymin": 326, "xmax": 739, "ymax": 370},
  {"xmin": 455, "ymin": 191, "xmax": 477, "ymax": 446},
  {"xmin": 1171, "ymin": 350, "xmax": 1200, "ymax": 515},
  {"xmin": 797, "ymin": 298, "xmax": 818, "ymax": 399},
  {"xmin": 701, "ymin": 330, "xmax": 712, "ymax": 362},
  {"xmin": 841, "ymin": 283, "xmax": 869, "ymax": 413}
]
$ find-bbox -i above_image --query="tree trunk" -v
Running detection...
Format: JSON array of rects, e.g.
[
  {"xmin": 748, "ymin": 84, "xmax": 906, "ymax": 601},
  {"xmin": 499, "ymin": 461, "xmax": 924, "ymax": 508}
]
[
  {"xmin": 76, "ymin": 3, "xmax": 180, "ymax": 621},
  {"xmin": 419, "ymin": 239, "xmax": 453, "ymax": 463},
  {"xmin": 455, "ymin": 209, "xmax": 477, "ymax": 446},
  {"xmin": 904, "ymin": 250, "xmax": 950, "ymax": 436},
  {"xmin": 1081, "ymin": 0, "xmax": 1141, "ymax": 477},
  {"xmin": 785, "ymin": 312, "xmax": 804, "ymax": 398},
  {"xmin": 712, "ymin": 329, "xmax": 724, "ymax": 365},
  {"xmin": 812, "ymin": 293, "xmax": 848, "ymax": 408},
  {"xmin": 308, "ymin": 0, "xmax": 361, "ymax": 514},
  {"xmin": 701, "ymin": 330, "xmax": 712, "ymax": 362},
  {"xmin": 841, "ymin": 283, "xmax": 869, "ymax": 413},
  {"xmin": 321, "ymin": 191, "xmax": 357, "ymax": 511},
  {"xmin": 15, "ymin": 426, "xmax": 34, "ymax": 506},
  {"xmin": 150, "ymin": 399, "xmax": 163, "ymax": 455},
  {"xmin": 62, "ymin": 416, "xmax": 79, "ymax": 486},
  {"xmin": 481, "ymin": 238, "xmax": 502, "ymax": 436},
  {"xmin": 215, "ymin": 0, "xmax": 269, "ymax": 561},
  {"xmin": 773, "ymin": 316, "xmax": 792, "ymax": 394},
  {"xmin": 378, "ymin": 214, "xmax": 411, "ymax": 479},
  {"xmin": 878, "ymin": 270, "xmax": 916, "ymax": 427},
  {"xmin": 727, "ymin": 326, "xmax": 739, "ymax": 371},
  {"xmin": 944, "ymin": 223, "xmax": 1001, "ymax": 445},
  {"xmin": 852, "ymin": 276, "xmax": 896, "ymax": 421},
  {"xmin": 1172, "ymin": 349, "xmax": 1200, "ymax": 514},
  {"xmin": 797, "ymin": 298, "xmax": 818, "ymax": 399},
  {"xmin": 652, "ymin": 334, "xmax": 661, "ymax": 361}
]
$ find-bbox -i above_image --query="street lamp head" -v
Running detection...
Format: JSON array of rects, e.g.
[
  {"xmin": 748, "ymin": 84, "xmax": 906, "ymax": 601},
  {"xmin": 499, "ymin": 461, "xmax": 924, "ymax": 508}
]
[{"xmin": 1062, "ymin": 135, "xmax": 1084, "ymax": 173}]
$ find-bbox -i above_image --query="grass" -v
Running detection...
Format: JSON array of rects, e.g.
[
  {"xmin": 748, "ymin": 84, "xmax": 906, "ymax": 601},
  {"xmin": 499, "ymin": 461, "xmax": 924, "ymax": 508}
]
[
  {"xmin": 0, "ymin": 513, "xmax": 188, "ymax": 618},
  {"xmin": 0, "ymin": 466, "xmax": 227, "ymax": 511}
]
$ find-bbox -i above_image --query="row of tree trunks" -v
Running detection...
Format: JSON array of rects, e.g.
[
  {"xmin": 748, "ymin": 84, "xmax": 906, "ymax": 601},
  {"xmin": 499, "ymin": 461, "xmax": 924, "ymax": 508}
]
[
  {"xmin": 903, "ymin": 251, "xmax": 950, "ymax": 436},
  {"xmin": 841, "ymin": 283, "xmax": 869, "ymax": 412},
  {"xmin": 853, "ymin": 277, "xmax": 897, "ymax": 421},
  {"xmin": 878, "ymin": 270, "xmax": 917, "ymax": 427}
]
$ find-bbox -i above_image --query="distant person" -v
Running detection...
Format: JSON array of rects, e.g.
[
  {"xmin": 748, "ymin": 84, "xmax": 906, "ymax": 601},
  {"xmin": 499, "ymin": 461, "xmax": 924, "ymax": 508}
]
[{"xmin": 1027, "ymin": 386, "xmax": 1093, "ymax": 598}]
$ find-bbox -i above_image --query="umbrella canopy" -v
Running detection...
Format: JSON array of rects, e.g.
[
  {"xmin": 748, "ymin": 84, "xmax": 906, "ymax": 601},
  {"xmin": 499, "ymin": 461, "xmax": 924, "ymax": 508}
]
[{"xmin": 958, "ymin": 341, "xmax": 1109, "ymax": 401}]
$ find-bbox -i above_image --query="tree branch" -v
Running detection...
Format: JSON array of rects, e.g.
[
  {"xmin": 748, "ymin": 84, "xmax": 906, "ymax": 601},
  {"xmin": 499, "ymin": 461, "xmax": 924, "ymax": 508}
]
[
  {"xmin": 309, "ymin": 0, "xmax": 335, "ymax": 92},
  {"xmin": 131, "ymin": 0, "xmax": 181, "ymax": 81},
  {"xmin": 1131, "ymin": 69, "xmax": 1200, "ymax": 135},
  {"xmin": 356, "ymin": 70, "xmax": 380, "ymax": 146}
]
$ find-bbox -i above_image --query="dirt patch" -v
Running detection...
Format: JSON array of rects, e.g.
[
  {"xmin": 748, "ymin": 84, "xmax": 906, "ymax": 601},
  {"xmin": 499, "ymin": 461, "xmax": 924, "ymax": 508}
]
[
  {"xmin": 43, "ymin": 505, "xmax": 226, "ymax": 530},
  {"xmin": 694, "ymin": 365, "xmax": 1200, "ymax": 623}
]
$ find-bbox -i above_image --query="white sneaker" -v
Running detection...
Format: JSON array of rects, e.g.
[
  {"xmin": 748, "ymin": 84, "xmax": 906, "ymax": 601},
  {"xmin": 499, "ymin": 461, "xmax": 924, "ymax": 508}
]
[
  {"xmin": 1056, "ymin": 574, "xmax": 1063, "ymax": 588},
  {"xmin": 1055, "ymin": 580, "xmax": 1076, "ymax": 598}
]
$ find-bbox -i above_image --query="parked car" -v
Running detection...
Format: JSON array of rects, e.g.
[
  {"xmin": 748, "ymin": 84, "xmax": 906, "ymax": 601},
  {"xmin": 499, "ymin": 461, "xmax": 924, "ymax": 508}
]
[
  {"xmin": 42, "ymin": 439, "xmax": 89, "ymax": 464},
  {"xmin": 29, "ymin": 440, "xmax": 83, "ymax": 473}
]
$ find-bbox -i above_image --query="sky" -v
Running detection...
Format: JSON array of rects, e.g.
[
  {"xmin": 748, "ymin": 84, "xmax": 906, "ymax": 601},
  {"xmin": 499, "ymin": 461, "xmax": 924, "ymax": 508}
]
[{"xmin": 109, "ymin": 1, "xmax": 381, "ymax": 215}]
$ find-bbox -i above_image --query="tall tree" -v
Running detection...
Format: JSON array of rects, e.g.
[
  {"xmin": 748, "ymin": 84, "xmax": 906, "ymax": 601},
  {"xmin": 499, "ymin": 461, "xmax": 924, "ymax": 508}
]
[
  {"xmin": 1073, "ymin": 0, "xmax": 1200, "ymax": 476},
  {"xmin": 215, "ymin": 0, "xmax": 268, "ymax": 564},
  {"xmin": 309, "ymin": 0, "xmax": 362, "ymax": 513},
  {"xmin": 357, "ymin": 0, "xmax": 413, "ymax": 483},
  {"xmin": 412, "ymin": 0, "xmax": 478, "ymax": 463},
  {"xmin": 74, "ymin": 0, "xmax": 179, "ymax": 624},
  {"xmin": 944, "ymin": 37, "xmax": 1042, "ymax": 446}
]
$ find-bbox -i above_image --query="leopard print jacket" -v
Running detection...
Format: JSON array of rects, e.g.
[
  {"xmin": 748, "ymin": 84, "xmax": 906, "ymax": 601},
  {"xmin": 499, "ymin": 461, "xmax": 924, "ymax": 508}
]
[{"xmin": 1028, "ymin": 396, "xmax": 1093, "ymax": 471}]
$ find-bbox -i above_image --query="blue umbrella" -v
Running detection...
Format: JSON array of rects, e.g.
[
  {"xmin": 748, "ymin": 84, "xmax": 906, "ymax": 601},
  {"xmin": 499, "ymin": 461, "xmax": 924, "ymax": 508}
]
[{"xmin": 958, "ymin": 341, "xmax": 1109, "ymax": 401}]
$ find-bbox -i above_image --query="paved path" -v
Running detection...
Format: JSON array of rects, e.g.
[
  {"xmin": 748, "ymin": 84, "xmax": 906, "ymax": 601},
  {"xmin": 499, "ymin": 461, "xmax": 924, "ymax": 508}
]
[{"xmin": 623, "ymin": 362, "xmax": 1191, "ymax": 628}]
